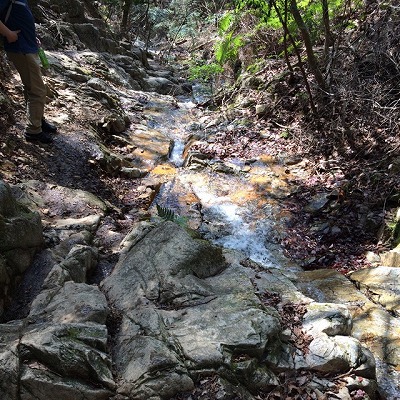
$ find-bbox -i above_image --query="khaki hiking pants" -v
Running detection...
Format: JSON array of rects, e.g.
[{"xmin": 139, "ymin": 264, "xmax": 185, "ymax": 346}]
[{"xmin": 6, "ymin": 52, "xmax": 47, "ymax": 134}]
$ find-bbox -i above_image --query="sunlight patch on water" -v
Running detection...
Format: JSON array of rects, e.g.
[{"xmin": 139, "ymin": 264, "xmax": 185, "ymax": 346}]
[{"xmin": 140, "ymin": 92, "xmax": 285, "ymax": 268}]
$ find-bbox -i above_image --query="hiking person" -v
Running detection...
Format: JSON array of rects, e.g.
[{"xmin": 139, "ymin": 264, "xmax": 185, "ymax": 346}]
[{"xmin": 0, "ymin": 0, "xmax": 56, "ymax": 144}]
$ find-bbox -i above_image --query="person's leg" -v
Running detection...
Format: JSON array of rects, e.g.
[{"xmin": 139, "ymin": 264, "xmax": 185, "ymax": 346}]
[{"xmin": 6, "ymin": 52, "xmax": 47, "ymax": 134}]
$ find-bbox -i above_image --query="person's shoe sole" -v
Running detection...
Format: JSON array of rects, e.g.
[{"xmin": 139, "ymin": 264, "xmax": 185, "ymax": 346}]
[{"xmin": 25, "ymin": 131, "xmax": 53, "ymax": 144}]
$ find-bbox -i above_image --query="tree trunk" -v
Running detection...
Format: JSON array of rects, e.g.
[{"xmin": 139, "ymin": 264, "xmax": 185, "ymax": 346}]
[
  {"xmin": 121, "ymin": 0, "xmax": 133, "ymax": 34},
  {"xmin": 272, "ymin": 0, "xmax": 317, "ymax": 116},
  {"xmin": 322, "ymin": 0, "xmax": 334, "ymax": 61},
  {"xmin": 290, "ymin": 0, "xmax": 328, "ymax": 92}
]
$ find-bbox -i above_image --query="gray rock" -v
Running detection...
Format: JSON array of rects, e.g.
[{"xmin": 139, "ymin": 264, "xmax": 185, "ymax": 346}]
[
  {"xmin": 99, "ymin": 221, "xmax": 382, "ymax": 398},
  {"xmin": 349, "ymin": 266, "xmax": 400, "ymax": 316},
  {"xmin": 33, "ymin": 245, "xmax": 97, "ymax": 290},
  {"xmin": 73, "ymin": 24, "xmax": 108, "ymax": 52},
  {"xmin": 13, "ymin": 180, "xmax": 107, "ymax": 215},
  {"xmin": 0, "ymin": 182, "xmax": 43, "ymax": 252},
  {"xmin": 304, "ymin": 334, "xmax": 375, "ymax": 376},
  {"xmin": 20, "ymin": 363, "xmax": 113, "ymax": 400},
  {"xmin": 304, "ymin": 192, "xmax": 330, "ymax": 213},
  {"xmin": 120, "ymin": 166, "xmax": 148, "ymax": 178},
  {"xmin": 29, "ymin": 281, "xmax": 108, "ymax": 325},
  {"xmin": 103, "ymin": 221, "xmax": 227, "ymax": 306},
  {"xmin": 66, "ymin": 70, "xmax": 90, "ymax": 82},
  {"xmin": 87, "ymin": 77, "xmax": 112, "ymax": 92},
  {"xmin": 51, "ymin": 215, "xmax": 101, "ymax": 233},
  {"xmin": 102, "ymin": 222, "xmax": 284, "ymax": 397},
  {"xmin": 166, "ymin": 294, "xmax": 280, "ymax": 364},
  {"xmin": 20, "ymin": 322, "xmax": 114, "ymax": 388},
  {"xmin": 379, "ymin": 244, "xmax": 400, "ymax": 268},
  {"xmin": 296, "ymin": 269, "xmax": 399, "ymax": 395},
  {"xmin": 100, "ymin": 114, "xmax": 130, "ymax": 134},
  {"xmin": 143, "ymin": 76, "xmax": 184, "ymax": 95},
  {"xmin": 255, "ymin": 104, "xmax": 269, "ymax": 116},
  {"xmin": 114, "ymin": 333, "xmax": 194, "ymax": 399},
  {"xmin": 60, "ymin": 245, "xmax": 98, "ymax": 282},
  {"xmin": 0, "ymin": 181, "xmax": 17, "ymax": 216},
  {"xmin": 0, "ymin": 180, "xmax": 43, "ymax": 317},
  {"xmin": 49, "ymin": 0, "xmax": 85, "ymax": 21},
  {"xmin": 303, "ymin": 302, "xmax": 352, "ymax": 336},
  {"xmin": 343, "ymin": 375, "xmax": 377, "ymax": 398},
  {"xmin": 0, "ymin": 321, "xmax": 24, "ymax": 400}
]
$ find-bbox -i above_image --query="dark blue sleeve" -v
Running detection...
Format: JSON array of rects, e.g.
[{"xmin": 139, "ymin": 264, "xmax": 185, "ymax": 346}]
[
  {"xmin": 3, "ymin": 0, "xmax": 38, "ymax": 53},
  {"xmin": 0, "ymin": 0, "xmax": 9, "ymax": 19}
]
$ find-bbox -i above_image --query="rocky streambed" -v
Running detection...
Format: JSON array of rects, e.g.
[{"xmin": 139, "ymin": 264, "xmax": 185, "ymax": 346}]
[{"xmin": 0, "ymin": 42, "xmax": 400, "ymax": 400}]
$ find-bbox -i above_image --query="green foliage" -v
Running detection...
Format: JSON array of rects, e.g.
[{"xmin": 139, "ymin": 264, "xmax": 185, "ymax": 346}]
[
  {"xmin": 280, "ymin": 129, "xmax": 291, "ymax": 139},
  {"xmin": 156, "ymin": 204, "xmax": 188, "ymax": 227},
  {"xmin": 394, "ymin": 221, "xmax": 400, "ymax": 246},
  {"xmin": 153, "ymin": 0, "xmax": 229, "ymax": 43},
  {"xmin": 214, "ymin": 11, "xmax": 244, "ymax": 65},
  {"xmin": 387, "ymin": 218, "xmax": 400, "ymax": 247},
  {"xmin": 218, "ymin": 12, "xmax": 235, "ymax": 33},
  {"xmin": 215, "ymin": 32, "xmax": 244, "ymax": 64},
  {"xmin": 156, "ymin": 204, "xmax": 176, "ymax": 221},
  {"xmin": 234, "ymin": 0, "xmax": 349, "ymax": 46},
  {"xmin": 235, "ymin": 0, "xmax": 274, "ymax": 25},
  {"xmin": 246, "ymin": 58, "xmax": 264, "ymax": 73},
  {"xmin": 188, "ymin": 62, "xmax": 224, "ymax": 83}
]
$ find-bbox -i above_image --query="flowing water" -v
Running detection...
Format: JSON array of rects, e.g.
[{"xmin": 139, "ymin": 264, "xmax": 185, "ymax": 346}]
[{"xmin": 143, "ymin": 93, "xmax": 297, "ymax": 272}]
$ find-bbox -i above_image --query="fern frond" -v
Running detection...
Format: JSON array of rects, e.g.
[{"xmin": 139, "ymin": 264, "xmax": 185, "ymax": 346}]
[{"xmin": 156, "ymin": 204, "xmax": 177, "ymax": 222}]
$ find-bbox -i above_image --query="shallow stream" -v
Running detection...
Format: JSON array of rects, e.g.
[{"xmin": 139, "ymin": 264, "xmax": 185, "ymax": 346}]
[{"xmin": 142, "ymin": 93, "xmax": 298, "ymax": 273}]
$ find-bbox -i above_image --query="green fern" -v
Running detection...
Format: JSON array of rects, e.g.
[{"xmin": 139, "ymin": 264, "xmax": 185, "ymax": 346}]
[
  {"xmin": 218, "ymin": 12, "xmax": 234, "ymax": 34},
  {"xmin": 188, "ymin": 62, "xmax": 224, "ymax": 83},
  {"xmin": 156, "ymin": 204, "xmax": 188, "ymax": 227},
  {"xmin": 214, "ymin": 11, "xmax": 244, "ymax": 66},
  {"xmin": 215, "ymin": 32, "xmax": 244, "ymax": 65},
  {"xmin": 156, "ymin": 204, "xmax": 176, "ymax": 221}
]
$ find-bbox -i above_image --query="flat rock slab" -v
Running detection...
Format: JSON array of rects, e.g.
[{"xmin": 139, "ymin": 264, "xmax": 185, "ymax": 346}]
[
  {"xmin": 295, "ymin": 269, "xmax": 400, "ymax": 351},
  {"xmin": 28, "ymin": 281, "xmax": 108, "ymax": 325},
  {"xmin": 349, "ymin": 266, "xmax": 400, "ymax": 316},
  {"xmin": 12, "ymin": 180, "xmax": 107, "ymax": 216},
  {"xmin": 379, "ymin": 246, "xmax": 400, "ymax": 268},
  {"xmin": 295, "ymin": 269, "xmax": 400, "ymax": 396}
]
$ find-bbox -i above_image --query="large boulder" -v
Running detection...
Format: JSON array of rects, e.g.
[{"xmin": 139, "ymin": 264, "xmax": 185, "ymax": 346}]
[
  {"xmin": 0, "ymin": 181, "xmax": 43, "ymax": 316},
  {"xmin": 102, "ymin": 221, "xmax": 282, "ymax": 398},
  {"xmin": 102, "ymin": 222, "xmax": 377, "ymax": 399},
  {"xmin": 142, "ymin": 75, "xmax": 186, "ymax": 95}
]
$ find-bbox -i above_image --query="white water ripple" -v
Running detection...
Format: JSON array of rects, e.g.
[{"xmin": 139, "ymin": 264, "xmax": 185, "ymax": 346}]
[{"xmin": 194, "ymin": 187, "xmax": 277, "ymax": 268}]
